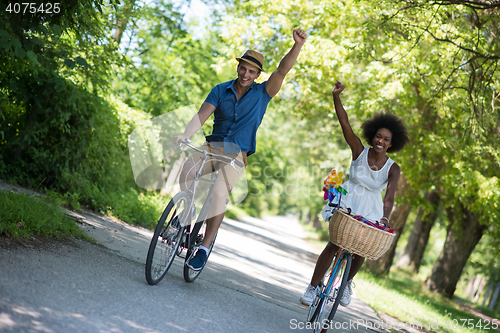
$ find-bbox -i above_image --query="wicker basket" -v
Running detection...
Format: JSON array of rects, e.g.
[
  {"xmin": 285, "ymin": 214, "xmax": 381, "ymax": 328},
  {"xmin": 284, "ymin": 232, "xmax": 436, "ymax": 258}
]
[{"xmin": 328, "ymin": 209, "xmax": 396, "ymax": 260}]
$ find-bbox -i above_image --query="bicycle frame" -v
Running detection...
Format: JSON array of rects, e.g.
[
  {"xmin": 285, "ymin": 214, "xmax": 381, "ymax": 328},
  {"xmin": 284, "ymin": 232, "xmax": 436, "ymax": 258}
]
[
  {"xmin": 322, "ymin": 248, "xmax": 345, "ymax": 301},
  {"xmin": 183, "ymin": 157, "xmax": 217, "ymax": 256},
  {"xmin": 176, "ymin": 139, "xmax": 241, "ymax": 258}
]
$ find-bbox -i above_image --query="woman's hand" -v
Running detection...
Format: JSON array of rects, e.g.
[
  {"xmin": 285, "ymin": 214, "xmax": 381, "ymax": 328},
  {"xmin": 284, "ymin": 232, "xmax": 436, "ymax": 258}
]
[
  {"xmin": 293, "ymin": 28, "xmax": 308, "ymax": 46},
  {"xmin": 332, "ymin": 81, "xmax": 345, "ymax": 97}
]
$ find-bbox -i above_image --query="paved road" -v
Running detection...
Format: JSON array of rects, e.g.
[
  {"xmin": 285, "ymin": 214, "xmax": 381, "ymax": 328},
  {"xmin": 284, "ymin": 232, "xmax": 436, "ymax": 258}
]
[{"xmin": 0, "ymin": 182, "xmax": 389, "ymax": 332}]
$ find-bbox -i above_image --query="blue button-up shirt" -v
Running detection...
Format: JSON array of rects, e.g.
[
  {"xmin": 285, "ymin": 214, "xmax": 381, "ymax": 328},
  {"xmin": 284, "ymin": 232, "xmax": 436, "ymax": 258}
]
[{"xmin": 205, "ymin": 79, "xmax": 272, "ymax": 156}]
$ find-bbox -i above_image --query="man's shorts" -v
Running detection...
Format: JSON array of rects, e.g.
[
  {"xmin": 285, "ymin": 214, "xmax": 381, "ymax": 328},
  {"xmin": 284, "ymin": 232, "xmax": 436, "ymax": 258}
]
[{"xmin": 188, "ymin": 141, "xmax": 247, "ymax": 190}]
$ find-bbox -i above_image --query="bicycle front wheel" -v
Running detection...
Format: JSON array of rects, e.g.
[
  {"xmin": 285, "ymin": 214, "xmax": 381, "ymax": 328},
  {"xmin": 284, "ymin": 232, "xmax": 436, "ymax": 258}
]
[
  {"xmin": 145, "ymin": 192, "xmax": 189, "ymax": 285},
  {"xmin": 314, "ymin": 252, "xmax": 352, "ymax": 333},
  {"xmin": 307, "ymin": 280, "xmax": 324, "ymax": 323}
]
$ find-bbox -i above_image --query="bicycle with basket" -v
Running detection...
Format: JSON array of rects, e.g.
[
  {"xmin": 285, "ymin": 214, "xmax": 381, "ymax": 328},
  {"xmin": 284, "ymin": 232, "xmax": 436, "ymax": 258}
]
[
  {"xmin": 145, "ymin": 138, "xmax": 244, "ymax": 285},
  {"xmin": 307, "ymin": 174, "xmax": 396, "ymax": 333}
]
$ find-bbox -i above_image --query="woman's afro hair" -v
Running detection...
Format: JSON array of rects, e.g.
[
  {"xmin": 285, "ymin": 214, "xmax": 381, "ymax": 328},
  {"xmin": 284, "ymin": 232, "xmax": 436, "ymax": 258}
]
[{"xmin": 361, "ymin": 113, "xmax": 409, "ymax": 153}]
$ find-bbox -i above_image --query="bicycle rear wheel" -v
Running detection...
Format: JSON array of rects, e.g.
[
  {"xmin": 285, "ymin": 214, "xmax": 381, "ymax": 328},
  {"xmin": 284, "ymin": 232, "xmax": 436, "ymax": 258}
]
[
  {"xmin": 183, "ymin": 223, "xmax": 217, "ymax": 283},
  {"xmin": 145, "ymin": 192, "xmax": 189, "ymax": 285},
  {"xmin": 313, "ymin": 252, "xmax": 352, "ymax": 333}
]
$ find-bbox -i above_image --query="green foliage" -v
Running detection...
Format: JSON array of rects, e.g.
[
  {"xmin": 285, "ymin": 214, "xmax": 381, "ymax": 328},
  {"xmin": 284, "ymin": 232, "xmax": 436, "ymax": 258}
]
[
  {"xmin": 356, "ymin": 268, "xmax": 498, "ymax": 333},
  {"xmin": 0, "ymin": 190, "xmax": 86, "ymax": 239},
  {"xmin": 0, "ymin": 0, "xmax": 143, "ymax": 224},
  {"xmin": 0, "ymin": 0, "xmax": 126, "ymax": 92},
  {"xmin": 368, "ymin": 0, "xmax": 500, "ymax": 129},
  {"xmin": 115, "ymin": 35, "xmax": 219, "ymax": 116},
  {"xmin": 464, "ymin": 231, "xmax": 500, "ymax": 282},
  {"xmin": 101, "ymin": 188, "xmax": 169, "ymax": 228},
  {"xmin": 352, "ymin": 0, "xmax": 500, "ymax": 227},
  {"xmin": 113, "ymin": 11, "xmax": 220, "ymax": 116},
  {"xmin": 1, "ymin": 69, "xmax": 124, "ymax": 191}
]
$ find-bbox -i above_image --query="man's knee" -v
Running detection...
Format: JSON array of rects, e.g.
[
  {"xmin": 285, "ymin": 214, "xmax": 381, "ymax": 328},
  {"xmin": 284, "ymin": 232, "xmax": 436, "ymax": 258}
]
[
  {"xmin": 179, "ymin": 161, "xmax": 197, "ymax": 183},
  {"xmin": 178, "ymin": 162, "xmax": 196, "ymax": 191},
  {"xmin": 181, "ymin": 161, "xmax": 195, "ymax": 176},
  {"xmin": 210, "ymin": 181, "xmax": 231, "ymax": 204}
]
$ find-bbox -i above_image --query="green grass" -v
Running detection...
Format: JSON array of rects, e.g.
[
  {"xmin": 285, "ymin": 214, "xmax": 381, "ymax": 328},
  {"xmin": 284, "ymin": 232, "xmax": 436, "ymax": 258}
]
[
  {"xmin": 355, "ymin": 268, "xmax": 500, "ymax": 333},
  {"xmin": 0, "ymin": 190, "xmax": 87, "ymax": 239}
]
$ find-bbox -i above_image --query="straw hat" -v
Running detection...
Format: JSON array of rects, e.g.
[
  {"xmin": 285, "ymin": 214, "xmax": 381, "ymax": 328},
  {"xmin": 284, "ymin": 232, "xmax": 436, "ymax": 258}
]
[{"xmin": 236, "ymin": 50, "xmax": 264, "ymax": 71}]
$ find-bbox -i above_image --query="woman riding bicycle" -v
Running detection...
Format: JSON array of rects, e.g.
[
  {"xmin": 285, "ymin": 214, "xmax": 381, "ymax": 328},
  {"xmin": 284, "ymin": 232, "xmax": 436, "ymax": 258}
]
[{"xmin": 300, "ymin": 81, "xmax": 409, "ymax": 307}]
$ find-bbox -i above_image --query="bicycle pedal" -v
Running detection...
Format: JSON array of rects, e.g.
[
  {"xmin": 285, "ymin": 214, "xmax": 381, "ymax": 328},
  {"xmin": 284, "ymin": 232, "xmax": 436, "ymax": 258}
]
[{"xmin": 195, "ymin": 234, "xmax": 203, "ymax": 245}]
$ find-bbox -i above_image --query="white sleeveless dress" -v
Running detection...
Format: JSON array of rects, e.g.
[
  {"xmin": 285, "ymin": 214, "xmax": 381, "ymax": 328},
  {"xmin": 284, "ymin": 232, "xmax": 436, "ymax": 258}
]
[{"xmin": 321, "ymin": 146, "xmax": 394, "ymax": 222}]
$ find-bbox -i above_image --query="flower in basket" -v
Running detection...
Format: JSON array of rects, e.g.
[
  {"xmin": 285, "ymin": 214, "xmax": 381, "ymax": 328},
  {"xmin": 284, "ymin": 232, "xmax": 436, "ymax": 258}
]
[{"xmin": 323, "ymin": 169, "xmax": 346, "ymax": 202}]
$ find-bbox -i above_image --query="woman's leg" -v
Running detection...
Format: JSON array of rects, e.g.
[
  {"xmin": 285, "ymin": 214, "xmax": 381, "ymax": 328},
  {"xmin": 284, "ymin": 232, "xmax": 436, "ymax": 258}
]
[
  {"xmin": 310, "ymin": 245, "xmax": 365, "ymax": 285},
  {"xmin": 347, "ymin": 255, "xmax": 365, "ymax": 281},
  {"xmin": 310, "ymin": 242, "xmax": 339, "ymax": 287}
]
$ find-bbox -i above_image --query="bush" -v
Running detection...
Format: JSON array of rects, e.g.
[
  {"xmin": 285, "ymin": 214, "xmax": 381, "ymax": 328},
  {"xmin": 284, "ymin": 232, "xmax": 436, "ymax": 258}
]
[
  {"xmin": 0, "ymin": 69, "xmax": 169, "ymax": 229},
  {"xmin": 1, "ymin": 69, "xmax": 124, "ymax": 190}
]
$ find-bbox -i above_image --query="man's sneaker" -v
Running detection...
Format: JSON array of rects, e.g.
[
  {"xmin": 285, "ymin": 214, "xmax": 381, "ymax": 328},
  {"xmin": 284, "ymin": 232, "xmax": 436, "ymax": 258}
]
[
  {"xmin": 186, "ymin": 248, "xmax": 207, "ymax": 271},
  {"xmin": 339, "ymin": 279, "xmax": 354, "ymax": 307},
  {"xmin": 300, "ymin": 284, "xmax": 319, "ymax": 306}
]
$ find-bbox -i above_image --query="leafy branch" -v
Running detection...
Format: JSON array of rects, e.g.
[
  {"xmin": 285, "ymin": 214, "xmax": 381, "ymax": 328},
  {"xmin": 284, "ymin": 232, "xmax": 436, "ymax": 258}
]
[
  {"xmin": 429, "ymin": 0, "xmax": 500, "ymax": 10},
  {"xmin": 418, "ymin": 25, "xmax": 500, "ymax": 60}
]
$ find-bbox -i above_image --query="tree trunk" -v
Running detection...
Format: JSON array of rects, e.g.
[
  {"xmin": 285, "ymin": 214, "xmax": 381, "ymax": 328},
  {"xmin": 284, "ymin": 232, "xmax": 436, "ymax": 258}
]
[
  {"xmin": 482, "ymin": 281, "xmax": 494, "ymax": 307},
  {"xmin": 475, "ymin": 277, "xmax": 488, "ymax": 303},
  {"xmin": 312, "ymin": 212, "xmax": 322, "ymax": 231},
  {"xmin": 465, "ymin": 276, "xmax": 477, "ymax": 299},
  {"xmin": 114, "ymin": 0, "xmax": 137, "ymax": 45},
  {"xmin": 424, "ymin": 203, "xmax": 486, "ymax": 298},
  {"xmin": 364, "ymin": 174, "xmax": 412, "ymax": 276},
  {"xmin": 305, "ymin": 209, "xmax": 312, "ymax": 225},
  {"xmin": 396, "ymin": 191, "xmax": 439, "ymax": 272},
  {"xmin": 468, "ymin": 275, "xmax": 482, "ymax": 300},
  {"xmin": 489, "ymin": 282, "xmax": 500, "ymax": 310}
]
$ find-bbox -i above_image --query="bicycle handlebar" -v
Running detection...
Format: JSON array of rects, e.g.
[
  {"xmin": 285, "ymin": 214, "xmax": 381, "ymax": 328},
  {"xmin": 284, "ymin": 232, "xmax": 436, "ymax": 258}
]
[{"xmin": 176, "ymin": 138, "xmax": 244, "ymax": 168}]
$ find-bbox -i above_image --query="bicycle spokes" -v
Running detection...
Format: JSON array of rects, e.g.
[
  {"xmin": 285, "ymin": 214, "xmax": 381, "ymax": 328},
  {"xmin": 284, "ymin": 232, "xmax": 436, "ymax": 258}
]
[{"xmin": 145, "ymin": 192, "xmax": 189, "ymax": 285}]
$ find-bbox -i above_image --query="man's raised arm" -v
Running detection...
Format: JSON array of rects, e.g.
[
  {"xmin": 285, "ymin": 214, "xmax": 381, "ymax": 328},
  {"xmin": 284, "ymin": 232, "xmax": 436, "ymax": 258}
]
[{"xmin": 265, "ymin": 29, "xmax": 307, "ymax": 98}]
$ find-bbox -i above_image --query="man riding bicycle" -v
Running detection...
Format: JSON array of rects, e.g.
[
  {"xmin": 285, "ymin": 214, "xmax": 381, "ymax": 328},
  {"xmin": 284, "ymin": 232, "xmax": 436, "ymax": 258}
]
[{"xmin": 174, "ymin": 28, "xmax": 308, "ymax": 271}]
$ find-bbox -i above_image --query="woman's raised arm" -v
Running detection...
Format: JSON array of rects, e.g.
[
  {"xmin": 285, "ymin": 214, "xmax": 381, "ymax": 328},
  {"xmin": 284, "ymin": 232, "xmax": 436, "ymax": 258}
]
[{"xmin": 332, "ymin": 82, "xmax": 364, "ymax": 160}]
